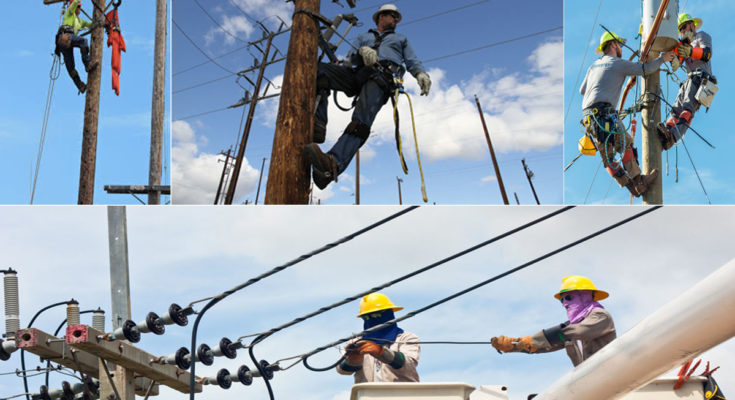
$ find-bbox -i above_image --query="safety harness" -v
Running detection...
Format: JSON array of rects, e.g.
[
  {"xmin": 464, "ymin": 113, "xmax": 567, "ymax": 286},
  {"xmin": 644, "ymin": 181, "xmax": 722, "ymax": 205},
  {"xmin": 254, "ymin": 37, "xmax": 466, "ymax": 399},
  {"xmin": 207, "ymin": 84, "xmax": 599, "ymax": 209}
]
[{"xmin": 581, "ymin": 102, "xmax": 637, "ymax": 181}]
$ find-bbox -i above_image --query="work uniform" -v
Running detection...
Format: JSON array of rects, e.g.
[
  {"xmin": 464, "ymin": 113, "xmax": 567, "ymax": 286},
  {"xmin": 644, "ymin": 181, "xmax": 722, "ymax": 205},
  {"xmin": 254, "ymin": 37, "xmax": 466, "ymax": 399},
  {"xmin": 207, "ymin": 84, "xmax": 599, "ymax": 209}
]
[
  {"xmin": 579, "ymin": 55, "xmax": 664, "ymax": 188},
  {"xmin": 336, "ymin": 331, "xmax": 420, "ymax": 383},
  {"xmin": 668, "ymin": 31, "xmax": 715, "ymax": 141},
  {"xmin": 530, "ymin": 308, "xmax": 616, "ymax": 366},
  {"xmin": 315, "ymin": 28, "xmax": 426, "ymax": 176},
  {"xmin": 55, "ymin": 0, "xmax": 92, "ymax": 91}
]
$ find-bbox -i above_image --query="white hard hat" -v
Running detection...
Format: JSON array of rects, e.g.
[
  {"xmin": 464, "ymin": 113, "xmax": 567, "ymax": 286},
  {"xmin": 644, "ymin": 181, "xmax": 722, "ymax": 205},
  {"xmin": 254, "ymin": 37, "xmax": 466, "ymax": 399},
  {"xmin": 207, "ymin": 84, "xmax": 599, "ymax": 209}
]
[{"xmin": 372, "ymin": 4, "xmax": 402, "ymax": 25}]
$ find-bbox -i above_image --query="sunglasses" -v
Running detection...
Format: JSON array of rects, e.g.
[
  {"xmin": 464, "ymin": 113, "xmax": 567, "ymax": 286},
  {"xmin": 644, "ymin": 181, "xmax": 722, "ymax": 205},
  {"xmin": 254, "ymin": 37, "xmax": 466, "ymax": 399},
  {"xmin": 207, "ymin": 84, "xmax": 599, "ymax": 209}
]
[
  {"xmin": 679, "ymin": 22, "xmax": 694, "ymax": 32},
  {"xmin": 380, "ymin": 12, "xmax": 399, "ymax": 19},
  {"xmin": 361, "ymin": 311, "xmax": 385, "ymax": 321}
]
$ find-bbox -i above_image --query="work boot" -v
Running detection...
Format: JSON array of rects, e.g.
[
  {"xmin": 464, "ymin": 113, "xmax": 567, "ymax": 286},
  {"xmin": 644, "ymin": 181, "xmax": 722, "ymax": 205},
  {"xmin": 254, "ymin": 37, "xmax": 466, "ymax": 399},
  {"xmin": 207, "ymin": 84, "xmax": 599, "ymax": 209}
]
[
  {"xmin": 70, "ymin": 71, "xmax": 87, "ymax": 94},
  {"xmin": 304, "ymin": 143, "xmax": 338, "ymax": 190},
  {"xmin": 656, "ymin": 122, "xmax": 676, "ymax": 150},
  {"xmin": 313, "ymin": 118, "xmax": 327, "ymax": 144},
  {"xmin": 625, "ymin": 182, "xmax": 641, "ymax": 197},
  {"xmin": 633, "ymin": 169, "xmax": 659, "ymax": 197}
]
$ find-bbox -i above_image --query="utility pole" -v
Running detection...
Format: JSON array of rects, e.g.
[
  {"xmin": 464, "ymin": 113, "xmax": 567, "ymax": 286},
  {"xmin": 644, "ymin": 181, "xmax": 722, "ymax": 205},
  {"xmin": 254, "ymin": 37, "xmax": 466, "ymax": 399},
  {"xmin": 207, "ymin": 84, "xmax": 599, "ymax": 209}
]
[
  {"xmin": 513, "ymin": 192, "xmax": 520, "ymax": 205},
  {"xmin": 225, "ymin": 33, "xmax": 275, "ymax": 204},
  {"xmin": 521, "ymin": 158, "xmax": 540, "ymax": 205},
  {"xmin": 474, "ymin": 95, "xmax": 509, "ymax": 204},
  {"xmin": 78, "ymin": 0, "xmax": 105, "ymax": 204},
  {"xmin": 105, "ymin": 206, "xmax": 134, "ymax": 399},
  {"xmin": 148, "ymin": 0, "xmax": 167, "ymax": 205},
  {"xmin": 265, "ymin": 0, "xmax": 320, "ymax": 204},
  {"xmin": 255, "ymin": 157, "xmax": 267, "ymax": 204},
  {"xmin": 641, "ymin": 60, "xmax": 663, "ymax": 204},
  {"xmin": 396, "ymin": 176, "xmax": 403, "ymax": 205},
  {"xmin": 214, "ymin": 149, "xmax": 233, "ymax": 205},
  {"xmin": 355, "ymin": 150, "xmax": 360, "ymax": 205}
]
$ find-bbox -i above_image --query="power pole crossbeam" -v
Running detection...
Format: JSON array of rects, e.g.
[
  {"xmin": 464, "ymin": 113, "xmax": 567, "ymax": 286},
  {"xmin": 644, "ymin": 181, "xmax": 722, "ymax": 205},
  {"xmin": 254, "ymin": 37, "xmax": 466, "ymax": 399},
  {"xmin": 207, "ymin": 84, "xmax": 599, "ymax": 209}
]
[
  {"xmin": 66, "ymin": 325, "xmax": 201, "ymax": 394},
  {"xmin": 17, "ymin": 328, "xmax": 99, "ymax": 378}
]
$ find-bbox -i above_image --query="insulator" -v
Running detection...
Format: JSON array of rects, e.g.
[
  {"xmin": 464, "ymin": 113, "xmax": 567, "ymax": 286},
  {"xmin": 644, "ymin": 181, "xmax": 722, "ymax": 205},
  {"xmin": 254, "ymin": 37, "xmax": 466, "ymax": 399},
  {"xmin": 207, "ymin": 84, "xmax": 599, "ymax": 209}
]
[
  {"xmin": 0, "ymin": 338, "xmax": 17, "ymax": 361},
  {"xmin": 197, "ymin": 343, "xmax": 214, "ymax": 366},
  {"xmin": 4, "ymin": 269, "xmax": 19, "ymax": 337},
  {"xmin": 160, "ymin": 303, "xmax": 188, "ymax": 327},
  {"xmin": 61, "ymin": 381, "xmax": 75, "ymax": 400},
  {"xmin": 234, "ymin": 365, "xmax": 253, "ymax": 386},
  {"xmin": 201, "ymin": 368, "xmax": 233, "ymax": 389},
  {"xmin": 211, "ymin": 337, "xmax": 237, "ymax": 359},
  {"xmin": 66, "ymin": 300, "xmax": 80, "ymax": 326},
  {"xmin": 106, "ymin": 320, "xmax": 140, "ymax": 343},
  {"xmin": 259, "ymin": 359, "xmax": 275, "ymax": 380},
  {"xmin": 91, "ymin": 309, "xmax": 105, "ymax": 332},
  {"xmin": 135, "ymin": 312, "xmax": 165, "ymax": 335}
]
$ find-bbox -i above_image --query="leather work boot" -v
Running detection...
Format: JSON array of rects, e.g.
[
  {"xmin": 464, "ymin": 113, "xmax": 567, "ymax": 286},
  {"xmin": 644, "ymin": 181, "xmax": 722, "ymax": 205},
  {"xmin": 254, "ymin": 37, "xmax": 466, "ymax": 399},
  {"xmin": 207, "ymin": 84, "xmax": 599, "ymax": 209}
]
[
  {"xmin": 633, "ymin": 169, "xmax": 659, "ymax": 197},
  {"xmin": 313, "ymin": 118, "xmax": 327, "ymax": 144},
  {"xmin": 304, "ymin": 143, "xmax": 338, "ymax": 190},
  {"xmin": 656, "ymin": 122, "xmax": 676, "ymax": 150}
]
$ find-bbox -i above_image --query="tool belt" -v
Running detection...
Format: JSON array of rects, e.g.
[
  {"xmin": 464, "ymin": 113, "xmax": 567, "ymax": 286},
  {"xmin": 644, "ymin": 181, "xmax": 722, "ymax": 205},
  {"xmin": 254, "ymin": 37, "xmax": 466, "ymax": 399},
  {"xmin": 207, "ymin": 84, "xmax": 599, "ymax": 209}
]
[
  {"xmin": 582, "ymin": 103, "xmax": 620, "ymax": 144},
  {"xmin": 689, "ymin": 68, "xmax": 719, "ymax": 108},
  {"xmin": 55, "ymin": 25, "xmax": 74, "ymax": 51},
  {"xmin": 355, "ymin": 61, "xmax": 405, "ymax": 99}
]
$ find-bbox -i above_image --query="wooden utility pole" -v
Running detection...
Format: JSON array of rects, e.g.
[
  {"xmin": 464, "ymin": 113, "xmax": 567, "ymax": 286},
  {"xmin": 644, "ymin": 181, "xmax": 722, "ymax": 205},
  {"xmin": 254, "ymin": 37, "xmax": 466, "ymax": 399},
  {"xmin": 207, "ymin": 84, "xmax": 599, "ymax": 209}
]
[
  {"xmin": 396, "ymin": 177, "xmax": 403, "ymax": 205},
  {"xmin": 474, "ymin": 95, "xmax": 509, "ymax": 204},
  {"xmin": 641, "ymin": 61, "xmax": 663, "ymax": 204},
  {"xmin": 225, "ymin": 33, "xmax": 275, "ymax": 204},
  {"xmin": 148, "ymin": 0, "xmax": 167, "ymax": 205},
  {"xmin": 255, "ymin": 157, "xmax": 267, "ymax": 204},
  {"xmin": 214, "ymin": 149, "xmax": 233, "ymax": 205},
  {"xmin": 355, "ymin": 151, "xmax": 360, "ymax": 205},
  {"xmin": 265, "ymin": 0, "xmax": 320, "ymax": 204},
  {"xmin": 77, "ymin": 0, "xmax": 105, "ymax": 204},
  {"xmin": 521, "ymin": 158, "xmax": 541, "ymax": 205}
]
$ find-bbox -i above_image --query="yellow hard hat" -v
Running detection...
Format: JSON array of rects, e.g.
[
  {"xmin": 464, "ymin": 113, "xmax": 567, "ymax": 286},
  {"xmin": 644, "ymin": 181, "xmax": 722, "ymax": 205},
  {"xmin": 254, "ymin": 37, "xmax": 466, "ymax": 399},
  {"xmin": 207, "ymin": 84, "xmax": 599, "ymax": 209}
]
[
  {"xmin": 678, "ymin": 13, "xmax": 702, "ymax": 31},
  {"xmin": 578, "ymin": 135, "xmax": 596, "ymax": 156},
  {"xmin": 357, "ymin": 292, "xmax": 403, "ymax": 317},
  {"xmin": 554, "ymin": 275, "xmax": 609, "ymax": 301},
  {"xmin": 596, "ymin": 31, "xmax": 626, "ymax": 55}
]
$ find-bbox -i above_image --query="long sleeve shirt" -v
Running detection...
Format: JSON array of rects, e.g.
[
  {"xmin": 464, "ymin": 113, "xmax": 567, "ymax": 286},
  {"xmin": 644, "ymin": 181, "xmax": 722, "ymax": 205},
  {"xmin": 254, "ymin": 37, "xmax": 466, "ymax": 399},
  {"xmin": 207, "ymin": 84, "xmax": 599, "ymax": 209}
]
[
  {"xmin": 349, "ymin": 29, "xmax": 426, "ymax": 78},
  {"xmin": 336, "ymin": 331, "xmax": 420, "ymax": 383},
  {"xmin": 580, "ymin": 55, "xmax": 665, "ymax": 110},
  {"xmin": 684, "ymin": 31, "xmax": 713, "ymax": 76},
  {"xmin": 530, "ymin": 308, "xmax": 616, "ymax": 366},
  {"xmin": 62, "ymin": 0, "xmax": 91, "ymax": 35}
]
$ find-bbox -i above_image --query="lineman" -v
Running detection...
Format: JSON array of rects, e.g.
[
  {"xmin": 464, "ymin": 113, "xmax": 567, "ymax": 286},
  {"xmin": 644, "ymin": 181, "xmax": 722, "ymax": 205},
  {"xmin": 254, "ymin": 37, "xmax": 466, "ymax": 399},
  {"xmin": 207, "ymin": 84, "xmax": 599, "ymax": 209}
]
[
  {"xmin": 337, "ymin": 293, "xmax": 420, "ymax": 382},
  {"xmin": 54, "ymin": 0, "xmax": 95, "ymax": 93},
  {"xmin": 491, "ymin": 276, "xmax": 616, "ymax": 367},
  {"xmin": 579, "ymin": 31, "xmax": 675, "ymax": 197},
  {"xmin": 304, "ymin": 4, "xmax": 431, "ymax": 190},
  {"xmin": 657, "ymin": 13, "xmax": 716, "ymax": 150}
]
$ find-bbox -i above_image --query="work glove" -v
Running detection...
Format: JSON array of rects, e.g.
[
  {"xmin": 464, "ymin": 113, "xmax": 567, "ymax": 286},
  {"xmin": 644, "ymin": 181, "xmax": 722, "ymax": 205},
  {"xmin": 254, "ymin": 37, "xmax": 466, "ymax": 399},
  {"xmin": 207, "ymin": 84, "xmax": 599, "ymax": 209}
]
[
  {"xmin": 359, "ymin": 46, "xmax": 379, "ymax": 67},
  {"xmin": 491, "ymin": 336, "xmax": 537, "ymax": 354},
  {"xmin": 670, "ymin": 56, "xmax": 681, "ymax": 72},
  {"xmin": 357, "ymin": 341, "xmax": 386, "ymax": 358},
  {"xmin": 675, "ymin": 41, "xmax": 693, "ymax": 59},
  {"xmin": 416, "ymin": 72, "xmax": 431, "ymax": 96},
  {"xmin": 344, "ymin": 343, "xmax": 365, "ymax": 365}
]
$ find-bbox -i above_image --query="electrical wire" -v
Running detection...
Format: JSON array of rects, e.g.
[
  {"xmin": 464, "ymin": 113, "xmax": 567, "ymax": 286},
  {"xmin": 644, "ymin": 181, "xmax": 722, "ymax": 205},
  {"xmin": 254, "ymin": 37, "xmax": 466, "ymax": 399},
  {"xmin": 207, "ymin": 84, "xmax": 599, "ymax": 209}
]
[
  {"xmin": 584, "ymin": 160, "xmax": 603, "ymax": 205},
  {"xmin": 192, "ymin": 0, "xmax": 250, "ymax": 44},
  {"xmin": 173, "ymin": 19, "xmax": 237, "ymax": 75},
  {"xmin": 296, "ymin": 206, "xmax": 661, "ymax": 370},
  {"xmin": 423, "ymin": 27, "xmax": 561, "ymax": 63},
  {"xmin": 21, "ymin": 300, "xmax": 71, "ymax": 400},
  {"xmin": 564, "ymin": 0, "xmax": 603, "ymax": 125},
  {"xmin": 244, "ymin": 206, "xmax": 574, "ymax": 349},
  {"xmin": 400, "ymin": 0, "xmax": 490, "ymax": 27},
  {"xmin": 187, "ymin": 206, "xmax": 419, "ymax": 399}
]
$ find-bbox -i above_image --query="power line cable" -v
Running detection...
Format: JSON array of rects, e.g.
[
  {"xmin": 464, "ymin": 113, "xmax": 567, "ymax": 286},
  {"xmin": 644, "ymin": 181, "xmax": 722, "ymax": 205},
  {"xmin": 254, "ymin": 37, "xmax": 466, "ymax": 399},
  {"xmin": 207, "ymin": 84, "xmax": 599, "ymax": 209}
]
[
  {"xmin": 564, "ymin": 0, "xmax": 603, "ymax": 125},
  {"xmin": 187, "ymin": 206, "xmax": 420, "ymax": 399},
  {"xmin": 173, "ymin": 19, "xmax": 237, "ymax": 75},
  {"xmin": 400, "ymin": 0, "xmax": 491, "ymax": 27},
  {"xmin": 174, "ymin": 44, "xmax": 249, "ymax": 76},
  {"xmin": 192, "ymin": 0, "xmax": 250, "ymax": 44},
  {"xmin": 288, "ymin": 206, "xmax": 660, "ymax": 371},
  {"xmin": 173, "ymin": 73, "xmax": 237, "ymax": 95},
  {"xmin": 423, "ymin": 26, "xmax": 562, "ymax": 63},
  {"xmin": 242, "ymin": 206, "xmax": 573, "ymax": 355}
]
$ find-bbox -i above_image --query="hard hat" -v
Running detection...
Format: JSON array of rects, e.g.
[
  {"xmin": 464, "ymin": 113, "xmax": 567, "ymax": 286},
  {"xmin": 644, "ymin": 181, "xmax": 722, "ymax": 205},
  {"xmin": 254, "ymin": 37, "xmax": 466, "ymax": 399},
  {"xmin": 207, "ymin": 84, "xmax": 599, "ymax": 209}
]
[
  {"xmin": 357, "ymin": 292, "xmax": 403, "ymax": 318},
  {"xmin": 596, "ymin": 31, "xmax": 626, "ymax": 55},
  {"xmin": 578, "ymin": 135, "xmax": 596, "ymax": 156},
  {"xmin": 678, "ymin": 13, "xmax": 702, "ymax": 31},
  {"xmin": 372, "ymin": 4, "xmax": 402, "ymax": 25},
  {"xmin": 554, "ymin": 275, "xmax": 609, "ymax": 301}
]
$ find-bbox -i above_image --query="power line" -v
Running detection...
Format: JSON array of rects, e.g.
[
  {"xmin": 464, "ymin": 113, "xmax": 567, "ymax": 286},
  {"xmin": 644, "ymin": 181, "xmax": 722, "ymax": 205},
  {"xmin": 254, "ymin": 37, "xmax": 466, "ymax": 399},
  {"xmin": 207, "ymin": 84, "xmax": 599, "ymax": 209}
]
[
  {"xmin": 173, "ymin": 19, "xmax": 237, "ymax": 75},
  {"xmin": 424, "ymin": 26, "xmax": 562, "ymax": 63},
  {"xmin": 173, "ymin": 72, "xmax": 237, "ymax": 95},
  {"xmin": 401, "ymin": 0, "xmax": 491, "ymax": 27},
  {"xmin": 295, "ymin": 206, "xmax": 661, "ymax": 369},
  {"xmin": 192, "ymin": 0, "xmax": 250, "ymax": 44},
  {"xmin": 174, "ymin": 44, "xmax": 249, "ymax": 76},
  {"xmin": 187, "ymin": 206, "xmax": 420, "ymax": 399},
  {"xmin": 564, "ymin": 0, "xmax": 603, "ymax": 124}
]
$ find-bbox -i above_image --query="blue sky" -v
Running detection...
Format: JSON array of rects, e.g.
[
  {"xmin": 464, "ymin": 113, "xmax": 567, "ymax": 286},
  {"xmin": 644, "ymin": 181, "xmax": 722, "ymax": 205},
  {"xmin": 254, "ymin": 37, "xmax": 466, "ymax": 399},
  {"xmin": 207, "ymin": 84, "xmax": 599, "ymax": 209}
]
[
  {"xmin": 564, "ymin": 0, "xmax": 735, "ymax": 204},
  {"xmin": 172, "ymin": 0, "xmax": 563, "ymax": 205},
  {"xmin": 0, "ymin": 1, "xmax": 170, "ymax": 205},
  {"xmin": 1, "ymin": 206, "xmax": 734, "ymax": 400}
]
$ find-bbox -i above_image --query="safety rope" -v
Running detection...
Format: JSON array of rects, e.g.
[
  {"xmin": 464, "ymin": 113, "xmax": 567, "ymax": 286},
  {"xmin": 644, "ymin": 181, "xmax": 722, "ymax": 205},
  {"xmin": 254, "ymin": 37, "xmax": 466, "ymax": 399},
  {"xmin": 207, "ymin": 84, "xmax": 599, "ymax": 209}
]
[
  {"xmin": 31, "ymin": 53, "xmax": 62, "ymax": 204},
  {"xmin": 187, "ymin": 206, "xmax": 419, "ymax": 399},
  {"xmin": 391, "ymin": 83, "xmax": 427, "ymax": 202},
  {"xmin": 288, "ymin": 207, "xmax": 660, "ymax": 371},
  {"xmin": 583, "ymin": 160, "xmax": 603, "ymax": 204}
]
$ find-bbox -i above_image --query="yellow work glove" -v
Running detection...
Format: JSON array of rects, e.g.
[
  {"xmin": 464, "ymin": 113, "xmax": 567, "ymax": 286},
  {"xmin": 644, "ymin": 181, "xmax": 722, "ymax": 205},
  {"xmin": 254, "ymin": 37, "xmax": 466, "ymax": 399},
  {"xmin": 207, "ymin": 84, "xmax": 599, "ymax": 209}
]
[{"xmin": 491, "ymin": 336, "xmax": 518, "ymax": 353}]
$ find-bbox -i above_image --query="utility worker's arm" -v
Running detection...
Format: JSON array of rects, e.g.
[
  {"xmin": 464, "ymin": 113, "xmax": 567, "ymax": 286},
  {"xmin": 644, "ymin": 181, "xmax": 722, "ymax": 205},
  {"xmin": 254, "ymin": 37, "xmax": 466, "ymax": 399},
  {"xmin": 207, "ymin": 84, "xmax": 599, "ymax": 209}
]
[
  {"xmin": 530, "ymin": 309, "xmax": 615, "ymax": 353},
  {"xmin": 614, "ymin": 55, "xmax": 671, "ymax": 76},
  {"xmin": 689, "ymin": 32, "xmax": 713, "ymax": 62},
  {"xmin": 402, "ymin": 39, "xmax": 431, "ymax": 96}
]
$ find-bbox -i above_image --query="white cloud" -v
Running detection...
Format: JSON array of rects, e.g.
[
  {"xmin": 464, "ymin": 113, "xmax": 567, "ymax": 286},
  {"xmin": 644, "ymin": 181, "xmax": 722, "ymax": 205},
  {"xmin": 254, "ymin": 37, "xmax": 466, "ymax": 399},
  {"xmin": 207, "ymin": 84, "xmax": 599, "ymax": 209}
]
[
  {"xmin": 171, "ymin": 120, "xmax": 259, "ymax": 204},
  {"xmin": 481, "ymin": 175, "xmax": 497, "ymax": 183}
]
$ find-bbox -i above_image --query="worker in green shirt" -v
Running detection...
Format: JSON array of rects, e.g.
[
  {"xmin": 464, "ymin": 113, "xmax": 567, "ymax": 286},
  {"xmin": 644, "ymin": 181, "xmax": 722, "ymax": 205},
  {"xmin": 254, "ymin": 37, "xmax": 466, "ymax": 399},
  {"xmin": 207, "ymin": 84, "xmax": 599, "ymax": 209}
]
[{"xmin": 55, "ymin": 0, "xmax": 95, "ymax": 93}]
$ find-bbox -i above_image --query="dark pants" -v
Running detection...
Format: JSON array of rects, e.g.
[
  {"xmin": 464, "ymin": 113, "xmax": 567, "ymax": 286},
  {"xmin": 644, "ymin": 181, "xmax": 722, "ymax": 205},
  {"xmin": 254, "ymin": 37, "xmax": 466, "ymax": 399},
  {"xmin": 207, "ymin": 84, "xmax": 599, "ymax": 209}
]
[
  {"xmin": 669, "ymin": 70, "xmax": 714, "ymax": 140},
  {"xmin": 59, "ymin": 34, "xmax": 90, "ymax": 84},
  {"xmin": 316, "ymin": 63, "xmax": 391, "ymax": 174}
]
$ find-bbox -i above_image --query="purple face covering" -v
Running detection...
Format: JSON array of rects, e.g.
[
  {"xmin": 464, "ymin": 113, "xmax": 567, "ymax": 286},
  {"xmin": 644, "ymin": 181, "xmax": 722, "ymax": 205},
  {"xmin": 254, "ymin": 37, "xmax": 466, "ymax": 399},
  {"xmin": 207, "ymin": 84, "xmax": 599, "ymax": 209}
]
[{"xmin": 560, "ymin": 290, "xmax": 604, "ymax": 324}]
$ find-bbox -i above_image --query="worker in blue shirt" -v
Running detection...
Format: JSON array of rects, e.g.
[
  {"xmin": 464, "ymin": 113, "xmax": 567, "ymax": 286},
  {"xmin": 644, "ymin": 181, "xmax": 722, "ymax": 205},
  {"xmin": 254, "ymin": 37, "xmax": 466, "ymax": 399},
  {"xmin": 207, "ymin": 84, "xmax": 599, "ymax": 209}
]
[
  {"xmin": 54, "ymin": 0, "xmax": 95, "ymax": 93},
  {"xmin": 304, "ymin": 3, "xmax": 432, "ymax": 190}
]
